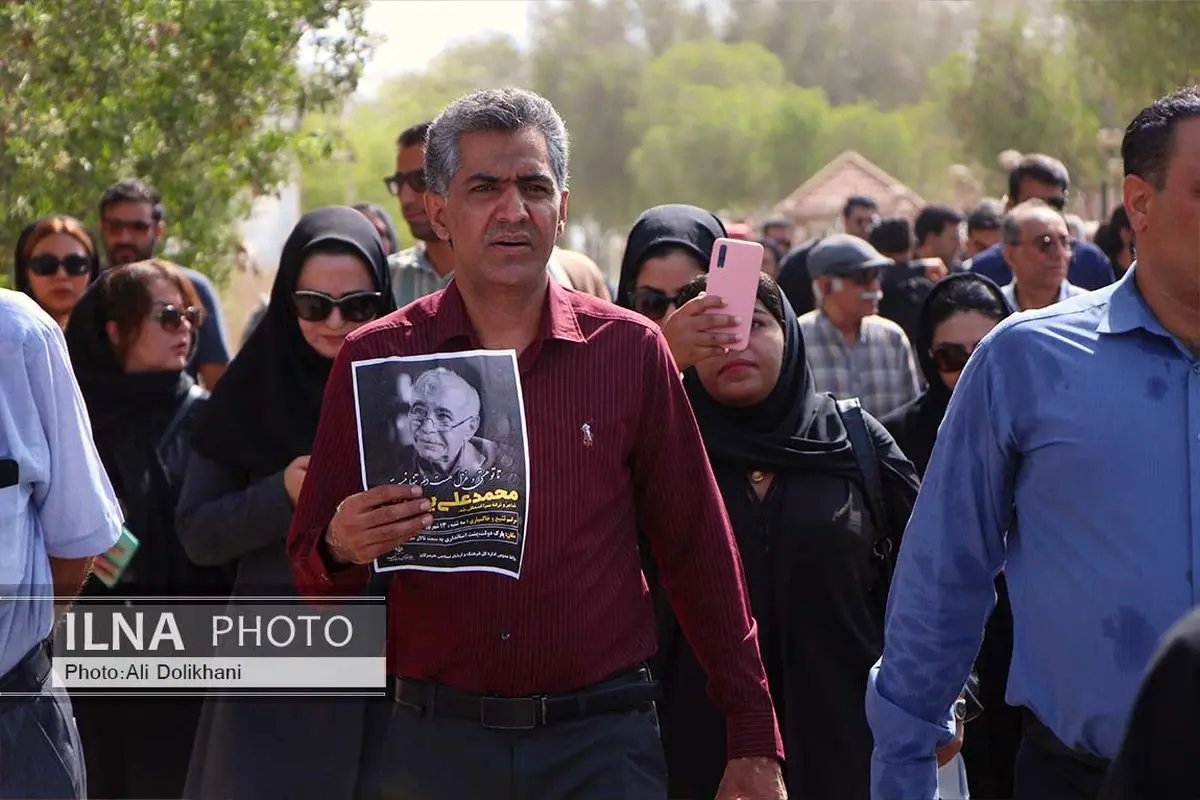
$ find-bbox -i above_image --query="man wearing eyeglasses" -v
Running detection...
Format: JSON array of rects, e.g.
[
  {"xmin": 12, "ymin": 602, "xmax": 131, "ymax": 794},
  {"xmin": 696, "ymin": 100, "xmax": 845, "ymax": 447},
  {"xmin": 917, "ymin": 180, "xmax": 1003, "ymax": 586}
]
[
  {"xmin": 969, "ymin": 154, "xmax": 1115, "ymax": 291},
  {"xmin": 400, "ymin": 366, "xmax": 514, "ymax": 487},
  {"xmin": 384, "ymin": 123, "xmax": 457, "ymax": 308},
  {"xmin": 800, "ymin": 234, "xmax": 922, "ymax": 418},
  {"xmin": 97, "ymin": 179, "xmax": 230, "ymax": 388},
  {"xmin": 999, "ymin": 200, "xmax": 1087, "ymax": 312}
]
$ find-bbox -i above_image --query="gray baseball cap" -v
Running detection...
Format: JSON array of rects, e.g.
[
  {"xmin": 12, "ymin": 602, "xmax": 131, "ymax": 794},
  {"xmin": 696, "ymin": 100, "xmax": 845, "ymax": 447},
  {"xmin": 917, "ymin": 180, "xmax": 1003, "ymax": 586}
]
[{"xmin": 808, "ymin": 234, "xmax": 893, "ymax": 278}]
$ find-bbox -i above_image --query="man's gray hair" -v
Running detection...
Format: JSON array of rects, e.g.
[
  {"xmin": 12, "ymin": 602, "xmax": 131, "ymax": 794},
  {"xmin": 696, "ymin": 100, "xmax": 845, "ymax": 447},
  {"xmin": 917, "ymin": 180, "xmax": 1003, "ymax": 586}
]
[
  {"xmin": 424, "ymin": 88, "xmax": 570, "ymax": 197},
  {"xmin": 1002, "ymin": 198, "xmax": 1057, "ymax": 245}
]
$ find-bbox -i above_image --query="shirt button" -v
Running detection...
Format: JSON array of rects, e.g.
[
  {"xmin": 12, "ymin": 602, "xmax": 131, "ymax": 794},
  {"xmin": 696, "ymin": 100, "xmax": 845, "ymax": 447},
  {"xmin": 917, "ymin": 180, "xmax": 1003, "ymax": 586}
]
[
  {"xmin": 500, "ymin": 631, "xmax": 511, "ymax": 641},
  {"xmin": 1192, "ymin": 364, "xmax": 1200, "ymax": 374}
]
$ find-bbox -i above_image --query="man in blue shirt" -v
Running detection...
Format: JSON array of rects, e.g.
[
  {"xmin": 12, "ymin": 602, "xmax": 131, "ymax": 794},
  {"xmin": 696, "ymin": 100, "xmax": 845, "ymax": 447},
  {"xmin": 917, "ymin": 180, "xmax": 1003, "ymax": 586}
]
[
  {"xmin": 98, "ymin": 179, "xmax": 231, "ymax": 387},
  {"xmin": 867, "ymin": 86, "xmax": 1200, "ymax": 800},
  {"xmin": 970, "ymin": 153, "xmax": 1115, "ymax": 291},
  {"xmin": 0, "ymin": 290, "xmax": 124, "ymax": 798}
]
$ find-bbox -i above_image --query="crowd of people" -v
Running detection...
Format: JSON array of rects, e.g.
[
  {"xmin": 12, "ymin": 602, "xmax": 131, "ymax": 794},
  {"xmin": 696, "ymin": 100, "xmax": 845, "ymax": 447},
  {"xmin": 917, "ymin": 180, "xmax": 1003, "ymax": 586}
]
[{"xmin": 3, "ymin": 82, "xmax": 1200, "ymax": 800}]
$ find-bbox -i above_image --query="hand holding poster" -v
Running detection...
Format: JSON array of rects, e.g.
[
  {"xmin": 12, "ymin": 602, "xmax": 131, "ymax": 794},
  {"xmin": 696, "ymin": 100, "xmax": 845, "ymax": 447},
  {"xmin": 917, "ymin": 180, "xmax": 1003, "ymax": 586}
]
[{"xmin": 350, "ymin": 350, "xmax": 529, "ymax": 578}]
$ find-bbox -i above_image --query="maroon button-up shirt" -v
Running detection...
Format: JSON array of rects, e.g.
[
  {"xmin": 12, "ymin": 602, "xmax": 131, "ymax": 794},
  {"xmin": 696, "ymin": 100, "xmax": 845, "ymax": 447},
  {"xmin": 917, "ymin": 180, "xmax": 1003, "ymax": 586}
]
[{"xmin": 288, "ymin": 278, "xmax": 783, "ymax": 760}]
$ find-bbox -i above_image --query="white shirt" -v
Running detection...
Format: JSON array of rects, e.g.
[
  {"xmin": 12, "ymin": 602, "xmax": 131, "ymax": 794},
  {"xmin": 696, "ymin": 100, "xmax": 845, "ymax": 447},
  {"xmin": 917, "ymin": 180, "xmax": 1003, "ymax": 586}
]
[
  {"xmin": 0, "ymin": 290, "xmax": 122, "ymax": 675},
  {"xmin": 1001, "ymin": 279, "xmax": 1087, "ymax": 313}
]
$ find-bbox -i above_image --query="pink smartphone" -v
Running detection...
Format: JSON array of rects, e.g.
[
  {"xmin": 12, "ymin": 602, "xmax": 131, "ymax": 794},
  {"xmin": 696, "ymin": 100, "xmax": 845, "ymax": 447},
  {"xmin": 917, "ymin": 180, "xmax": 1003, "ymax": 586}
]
[{"xmin": 703, "ymin": 238, "xmax": 764, "ymax": 351}]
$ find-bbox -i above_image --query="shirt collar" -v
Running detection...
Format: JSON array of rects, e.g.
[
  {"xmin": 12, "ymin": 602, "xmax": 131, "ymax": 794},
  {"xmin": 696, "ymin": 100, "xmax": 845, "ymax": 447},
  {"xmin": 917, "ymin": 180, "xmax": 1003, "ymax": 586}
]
[
  {"xmin": 1096, "ymin": 264, "xmax": 1173, "ymax": 338},
  {"xmin": 429, "ymin": 275, "xmax": 586, "ymax": 350},
  {"xmin": 1002, "ymin": 280, "xmax": 1074, "ymax": 312},
  {"xmin": 414, "ymin": 243, "xmax": 451, "ymax": 281}
]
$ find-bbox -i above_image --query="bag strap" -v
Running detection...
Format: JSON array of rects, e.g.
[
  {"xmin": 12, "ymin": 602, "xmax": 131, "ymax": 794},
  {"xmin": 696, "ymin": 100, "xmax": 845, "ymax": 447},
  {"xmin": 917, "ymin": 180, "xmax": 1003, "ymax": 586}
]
[
  {"xmin": 158, "ymin": 383, "xmax": 205, "ymax": 451},
  {"xmin": 835, "ymin": 397, "xmax": 893, "ymax": 564}
]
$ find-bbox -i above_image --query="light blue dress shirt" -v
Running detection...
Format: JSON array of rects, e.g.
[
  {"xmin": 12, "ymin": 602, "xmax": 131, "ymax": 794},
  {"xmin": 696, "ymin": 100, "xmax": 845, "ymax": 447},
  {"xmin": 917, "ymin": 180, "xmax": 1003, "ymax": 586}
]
[
  {"xmin": 0, "ymin": 290, "xmax": 123, "ymax": 677},
  {"xmin": 866, "ymin": 266, "xmax": 1200, "ymax": 799}
]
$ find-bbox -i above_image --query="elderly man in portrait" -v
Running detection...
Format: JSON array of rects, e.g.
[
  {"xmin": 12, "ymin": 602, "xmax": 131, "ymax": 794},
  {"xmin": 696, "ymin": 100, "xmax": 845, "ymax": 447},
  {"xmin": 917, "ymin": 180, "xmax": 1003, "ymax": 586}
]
[
  {"xmin": 289, "ymin": 87, "xmax": 785, "ymax": 798},
  {"xmin": 402, "ymin": 366, "xmax": 515, "ymax": 488}
]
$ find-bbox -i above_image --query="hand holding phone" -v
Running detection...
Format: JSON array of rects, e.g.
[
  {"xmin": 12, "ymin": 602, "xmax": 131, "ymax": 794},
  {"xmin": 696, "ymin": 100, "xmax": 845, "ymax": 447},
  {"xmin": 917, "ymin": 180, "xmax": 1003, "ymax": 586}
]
[
  {"xmin": 660, "ymin": 295, "xmax": 744, "ymax": 371},
  {"xmin": 702, "ymin": 238, "xmax": 764, "ymax": 351},
  {"xmin": 94, "ymin": 527, "xmax": 139, "ymax": 589}
]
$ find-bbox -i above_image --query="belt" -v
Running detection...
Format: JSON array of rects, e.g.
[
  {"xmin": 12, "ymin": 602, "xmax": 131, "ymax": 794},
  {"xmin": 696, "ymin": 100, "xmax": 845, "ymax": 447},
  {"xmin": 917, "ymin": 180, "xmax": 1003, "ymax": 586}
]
[
  {"xmin": 392, "ymin": 667, "xmax": 660, "ymax": 731},
  {"xmin": 1021, "ymin": 709, "xmax": 1112, "ymax": 771},
  {"xmin": 0, "ymin": 641, "xmax": 52, "ymax": 709}
]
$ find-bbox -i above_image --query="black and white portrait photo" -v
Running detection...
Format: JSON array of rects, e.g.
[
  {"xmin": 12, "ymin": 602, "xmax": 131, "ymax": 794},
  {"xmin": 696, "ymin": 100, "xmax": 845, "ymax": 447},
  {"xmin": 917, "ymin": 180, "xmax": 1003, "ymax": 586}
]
[{"xmin": 350, "ymin": 350, "xmax": 529, "ymax": 578}]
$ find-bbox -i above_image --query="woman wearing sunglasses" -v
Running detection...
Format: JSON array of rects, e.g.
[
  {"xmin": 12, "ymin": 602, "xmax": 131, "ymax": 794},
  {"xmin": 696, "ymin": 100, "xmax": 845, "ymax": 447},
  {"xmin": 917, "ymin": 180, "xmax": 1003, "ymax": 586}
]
[
  {"xmin": 177, "ymin": 207, "xmax": 395, "ymax": 799},
  {"xmin": 880, "ymin": 272, "xmax": 1019, "ymax": 800},
  {"xmin": 616, "ymin": 204, "xmax": 744, "ymax": 370},
  {"xmin": 13, "ymin": 215, "xmax": 101, "ymax": 329},
  {"xmin": 63, "ymin": 260, "xmax": 233, "ymax": 798}
]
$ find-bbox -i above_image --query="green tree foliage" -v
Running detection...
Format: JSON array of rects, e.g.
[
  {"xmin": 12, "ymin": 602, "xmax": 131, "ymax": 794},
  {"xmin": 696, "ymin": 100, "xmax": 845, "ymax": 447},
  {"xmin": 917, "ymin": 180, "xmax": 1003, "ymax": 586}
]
[
  {"xmin": 929, "ymin": 9, "xmax": 1101, "ymax": 196},
  {"xmin": 0, "ymin": 0, "xmax": 372, "ymax": 286},
  {"xmin": 294, "ymin": 0, "xmax": 1188, "ymax": 240},
  {"xmin": 299, "ymin": 33, "xmax": 527, "ymax": 250},
  {"xmin": 1063, "ymin": 0, "xmax": 1200, "ymax": 115}
]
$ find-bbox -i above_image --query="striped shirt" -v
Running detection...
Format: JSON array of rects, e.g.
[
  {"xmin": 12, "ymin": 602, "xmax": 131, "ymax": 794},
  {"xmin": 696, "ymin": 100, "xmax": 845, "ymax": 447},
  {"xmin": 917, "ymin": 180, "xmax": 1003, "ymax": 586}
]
[
  {"xmin": 288, "ymin": 277, "xmax": 783, "ymax": 760},
  {"xmin": 799, "ymin": 310, "xmax": 921, "ymax": 418}
]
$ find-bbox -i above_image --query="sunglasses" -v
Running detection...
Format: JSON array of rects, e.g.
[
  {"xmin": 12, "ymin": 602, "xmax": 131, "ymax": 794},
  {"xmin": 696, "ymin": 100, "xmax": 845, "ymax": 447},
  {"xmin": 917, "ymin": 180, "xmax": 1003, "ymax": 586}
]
[
  {"xmin": 152, "ymin": 304, "xmax": 205, "ymax": 331},
  {"xmin": 27, "ymin": 253, "xmax": 91, "ymax": 277},
  {"xmin": 629, "ymin": 287, "xmax": 685, "ymax": 321},
  {"xmin": 1022, "ymin": 233, "xmax": 1072, "ymax": 254},
  {"xmin": 837, "ymin": 267, "xmax": 883, "ymax": 286},
  {"xmin": 930, "ymin": 342, "xmax": 978, "ymax": 373},
  {"xmin": 1040, "ymin": 195, "xmax": 1067, "ymax": 211},
  {"xmin": 383, "ymin": 169, "xmax": 427, "ymax": 196},
  {"xmin": 293, "ymin": 290, "xmax": 383, "ymax": 323}
]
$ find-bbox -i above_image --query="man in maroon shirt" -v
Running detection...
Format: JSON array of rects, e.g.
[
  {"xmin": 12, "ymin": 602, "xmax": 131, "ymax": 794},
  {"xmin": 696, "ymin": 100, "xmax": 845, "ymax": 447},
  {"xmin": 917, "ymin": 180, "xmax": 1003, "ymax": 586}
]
[{"xmin": 288, "ymin": 88, "xmax": 785, "ymax": 799}]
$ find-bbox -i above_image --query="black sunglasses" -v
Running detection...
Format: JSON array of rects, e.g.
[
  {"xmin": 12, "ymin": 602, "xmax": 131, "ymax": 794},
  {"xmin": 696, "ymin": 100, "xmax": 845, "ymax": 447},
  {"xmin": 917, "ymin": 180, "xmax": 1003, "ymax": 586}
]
[
  {"xmin": 293, "ymin": 290, "xmax": 383, "ymax": 323},
  {"xmin": 1041, "ymin": 195, "xmax": 1067, "ymax": 211},
  {"xmin": 383, "ymin": 169, "xmax": 427, "ymax": 196},
  {"xmin": 931, "ymin": 342, "xmax": 977, "ymax": 374},
  {"xmin": 838, "ymin": 267, "xmax": 883, "ymax": 286},
  {"xmin": 629, "ymin": 287, "xmax": 685, "ymax": 321},
  {"xmin": 152, "ymin": 303, "xmax": 205, "ymax": 331},
  {"xmin": 27, "ymin": 254, "xmax": 91, "ymax": 277}
]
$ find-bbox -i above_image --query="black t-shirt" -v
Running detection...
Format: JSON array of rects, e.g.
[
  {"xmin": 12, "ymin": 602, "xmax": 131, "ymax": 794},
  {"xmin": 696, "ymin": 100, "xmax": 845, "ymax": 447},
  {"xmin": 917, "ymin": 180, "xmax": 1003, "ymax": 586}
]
[{"xmin": 775, "ymin": 237, "xmax": 821, "ymax": 316}]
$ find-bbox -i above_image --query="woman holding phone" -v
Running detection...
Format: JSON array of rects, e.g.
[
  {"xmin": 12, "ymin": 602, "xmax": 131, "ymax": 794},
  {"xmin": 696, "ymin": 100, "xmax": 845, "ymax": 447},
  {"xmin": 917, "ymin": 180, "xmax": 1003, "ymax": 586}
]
[
  {"xmin": 654, "ymin": 268, "xmax": 928, "ymax": 799},
  {"xmin": 176, "ymin": 207, "xmax": 395, "ymax": 799},
  {"xmin": 616, "ymin": 204, "xmax": 745, "ymax": 370},
  {"xmin": 63, "ymin": 260, "xmax": 233, "ymax": 798}
]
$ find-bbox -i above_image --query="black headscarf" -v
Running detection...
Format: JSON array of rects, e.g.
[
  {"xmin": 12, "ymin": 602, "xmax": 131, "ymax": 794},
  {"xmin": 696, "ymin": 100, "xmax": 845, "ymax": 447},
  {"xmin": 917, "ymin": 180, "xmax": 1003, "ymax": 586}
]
[
  {"xmin": 616, "ymin": 204, "xmax": 726, "ymax": 308},
  {"xmin": 683, "ymin": 276, "xmax": 861, "ymax": 476},
  {"xmin": 12, "ymin": 215, "xmax": 102, "ymax": 298},
  {"xmin": 913, "ymin": 272, "xmax": 1011, "ymax": 418},
  {"xmin": 64, "ymin": 269, "xmax": 194, "ymax": 436},
  {"xmin": 191, "ymin": 206, "xmax": 395, "ymax": 482},
  {"xmin": 351, "ymin": 202, "xmax": 400, "ymax": 254}
]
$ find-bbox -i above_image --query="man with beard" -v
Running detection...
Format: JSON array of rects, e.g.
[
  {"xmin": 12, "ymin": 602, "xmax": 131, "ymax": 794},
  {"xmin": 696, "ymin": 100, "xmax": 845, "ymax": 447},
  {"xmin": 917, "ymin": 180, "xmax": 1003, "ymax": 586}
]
[
  {"xmin": 386, "ymin": 122, "xmax": 610, "ymax": 307},
  {"xmin": 97, "ymin": 179, "xmax": 230, "ymax": 387}
]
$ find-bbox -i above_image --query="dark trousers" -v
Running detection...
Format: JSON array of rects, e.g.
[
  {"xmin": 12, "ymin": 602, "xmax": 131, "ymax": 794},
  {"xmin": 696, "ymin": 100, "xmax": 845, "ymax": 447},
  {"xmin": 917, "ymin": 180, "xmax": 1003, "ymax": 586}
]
[
  {"xmin": 0, "ymin": 647, "xmax": 86, "ymax": 799},
  {"xmin": 360, "ymin": 701, "xmax": 667, "ymax": 799},
  {"xmin": 1013, "ymin": 736, "xmax": 1110, "ymax": 800}
]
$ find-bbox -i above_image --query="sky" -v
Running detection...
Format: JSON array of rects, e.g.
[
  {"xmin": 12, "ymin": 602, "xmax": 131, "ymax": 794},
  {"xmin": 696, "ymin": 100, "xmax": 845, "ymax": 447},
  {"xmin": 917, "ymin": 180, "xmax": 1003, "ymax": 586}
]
[{"xmin": 357, "ymin": 1, "xmax": 534, "ymax": 98}]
